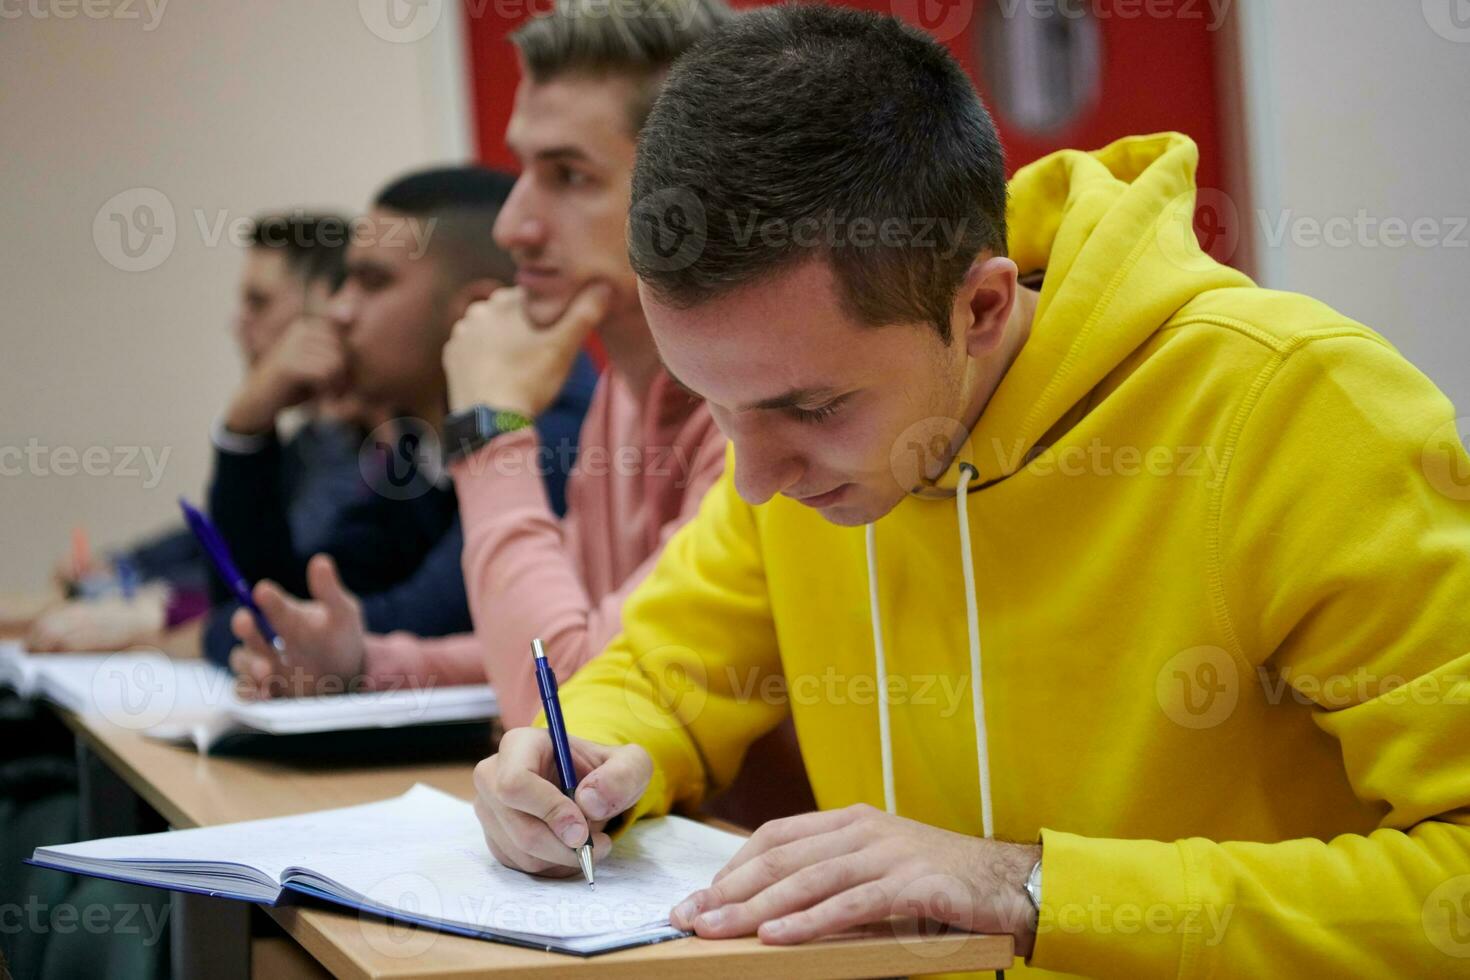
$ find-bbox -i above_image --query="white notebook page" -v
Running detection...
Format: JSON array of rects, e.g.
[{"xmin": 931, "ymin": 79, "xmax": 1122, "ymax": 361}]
[{"xmin": 38, "ymin": 785, "xmax": 745, "ymax": 943}]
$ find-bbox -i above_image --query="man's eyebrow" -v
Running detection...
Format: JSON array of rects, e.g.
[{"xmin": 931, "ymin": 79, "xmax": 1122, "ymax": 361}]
[
  {"xmin": 663, "ymin": 365, "xmax": 840, "ymax": 413},
  {"xmin": 345, "ymin": 257, "xmax": 393, "ymax": 276},
  {"xmin": 743, "ymin": 387, "xmax": 843, "ymax": 412},
  {"xmin": 509, "ymin": 142, "xmax": 594, "ymax": 166}
]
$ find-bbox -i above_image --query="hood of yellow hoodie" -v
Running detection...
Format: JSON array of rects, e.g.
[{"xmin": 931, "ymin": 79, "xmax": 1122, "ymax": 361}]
[{"xmin": 920, "ymin": 132, "xmax": 1253, "ymax": 494}]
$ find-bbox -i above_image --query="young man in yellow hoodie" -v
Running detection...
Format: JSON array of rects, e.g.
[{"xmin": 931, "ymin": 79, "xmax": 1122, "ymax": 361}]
[{"xmin": 471, "ymin": 6, "xmax": 1470, "ymax": 975}]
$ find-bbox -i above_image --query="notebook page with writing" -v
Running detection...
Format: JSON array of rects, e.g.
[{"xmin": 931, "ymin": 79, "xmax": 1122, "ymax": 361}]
[
  {"xmin": 31, "ymin": 782, "xmax": 431, "ymax": 900},
  {"xmin": 289, "ymin": 787, "xmax": 745, "ymax": 951},
  {"xmin": 33, "ymin": 785, "xmax": 746, "ymax": 954}
]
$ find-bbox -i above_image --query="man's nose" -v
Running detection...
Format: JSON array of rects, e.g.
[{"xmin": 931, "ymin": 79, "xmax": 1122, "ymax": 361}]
[
  {"xmin": 730, "ymin": 430, "xmax": 803, "ymax": 506},
  {"xmin": 326, "ymin": 290, "xmax": 355, "ymax": 331},
  {"xmin": 493, "ymin": 177, "xmax": 546, "ymax": 254}
]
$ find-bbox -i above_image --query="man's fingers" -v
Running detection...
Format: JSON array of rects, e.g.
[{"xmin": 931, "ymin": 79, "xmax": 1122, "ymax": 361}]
[
  {"xmin": 251, "ymin": 578, "xmax": 301, "ymax": 626},
  {"xmin": 500, "ymin": 803, "xmax": 582, "ymax": 870},
  {"xmin": 688, "ymin": 824, "xmax": 866, "ymax": 919},
  {"xmin": 475, "ymin": 793, "xmax": 577, "ymax": 877},
  {"xmin": 714, "ymin": 805, "xmax": 872, "ymax": 884},
  {"xmin": 499, "ymin": 763, "xmax": 592, "ymax": 848},
  {"xmin": 229, "ymin": 646, "xmax": 279, "ymax": 699},
  {"xmin": 229, "ymin": 644, "xmax": 275, "ymax": 681},
  {"xmin": 299, "ymin": 354, "xmax": 343, "ymax": 388},
  {"xmin": 306, "ymin": 553, "xmax": 357, "ymax": 620},
  {"xmin": 574, "ymin": 743, "xmax": 652, "ymax": 823},
  {"xmin": 488, "ymin": 732, "xmax": 593, "ymax": 848},
  {"xmin": 26, "ymin": 621, "xmax": 60, "ymax": 651},
  {"xmin": 690, "ymin": 851, "xmax": 882, "ymax": 939},
  {"xmin": 756, "ymin": 880, "xmax": 895, "ymax": 946},
  {"xmin": 473, "ymin": 751, "xmax": 618, "ymax": 878},
  {"xmin": 230, "ymin": 604, "xmax": 273, "ymax": 655},
  {"xmin": 252, "ymin": 578, "xmax": 327, "ymax": 658},
  {"xmin": 496, "ymin": 803, "xmax": 615, "ymax": 870},
  {"xmin": 26, "ymin": 607, "xmax": 70, "ymax": 649},
  {"xmin": 474, "ymin": 733, "xmax": 644, "ymax": 881}
]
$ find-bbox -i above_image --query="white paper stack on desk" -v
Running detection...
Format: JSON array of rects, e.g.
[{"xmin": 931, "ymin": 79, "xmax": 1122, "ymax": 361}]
[{"xmin": 0, "ymin": 642, "xmax": 498, "ymax": 753}]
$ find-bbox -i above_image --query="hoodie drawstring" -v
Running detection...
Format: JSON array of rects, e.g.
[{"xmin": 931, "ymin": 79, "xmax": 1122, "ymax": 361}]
[
  {"xmin": 864, "ymin": 461, "xmax": 994, "ymax": 838},
  {"xmin": 955, "ymin": 463, "xmax": 995, "ymax": 839},
  {"xmin": 864, "ymin": 522, "xmax": 898, "ymax": 815}
]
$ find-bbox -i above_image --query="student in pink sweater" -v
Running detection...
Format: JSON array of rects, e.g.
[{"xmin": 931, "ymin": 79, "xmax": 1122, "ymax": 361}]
[{"xmin": 353, "ymin": 361, "xmax": 729, "ymax": 727}]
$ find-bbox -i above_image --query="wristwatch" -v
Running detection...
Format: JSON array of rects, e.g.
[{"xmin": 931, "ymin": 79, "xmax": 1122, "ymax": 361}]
[
  {"xmin": 441, "ymin": 404, "xmax": 534, "ymax": 464},
  {"xmin": 1023, "ymin": 857, "xmax": 1043, "ymax": 911}
]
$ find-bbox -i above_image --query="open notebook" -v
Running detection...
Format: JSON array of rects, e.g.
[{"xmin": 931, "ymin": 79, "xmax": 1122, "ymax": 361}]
[
  {"xmin": 0, "ymin": 643, "xmax": 497, "ymax": 754},
  {"xmin": 31, "ymin": 784, "xmax": 744, "ymax": 955}
]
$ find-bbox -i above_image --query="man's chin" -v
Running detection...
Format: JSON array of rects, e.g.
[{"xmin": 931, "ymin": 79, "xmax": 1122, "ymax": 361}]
[
  {"xmin": 521, "ymin": 288, "xmax": 576, "ymax": 328},
  {"xmin": 809, "ymin": 489, "xmax": 904, "ymax": 528}
]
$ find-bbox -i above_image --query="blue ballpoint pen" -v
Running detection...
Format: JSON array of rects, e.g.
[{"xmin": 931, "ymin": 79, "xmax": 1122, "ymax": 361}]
[
  {"xmin": 178, "ymin": 497, "xmax": 288, "ymax": 661},
  {"xmin": 532, "ymin": 638, "xmax": 595, "ymax": 888}
]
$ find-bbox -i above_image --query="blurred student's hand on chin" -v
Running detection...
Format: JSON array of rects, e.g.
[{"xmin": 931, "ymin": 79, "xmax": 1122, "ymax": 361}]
[{"xmin": 224, "ymin": 316, "xmax": 347, "ymax": 436}]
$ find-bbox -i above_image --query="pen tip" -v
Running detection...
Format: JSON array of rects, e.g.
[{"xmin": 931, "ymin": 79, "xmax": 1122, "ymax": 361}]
[{"xmin": 577, "ymin": 843, "xmax": 595, "ymax": 887}]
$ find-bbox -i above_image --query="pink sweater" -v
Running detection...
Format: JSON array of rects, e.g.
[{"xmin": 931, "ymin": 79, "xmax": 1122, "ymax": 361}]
[{"xmin": 361, "ymin": 369, "xmax": 727, "ymax": 727}]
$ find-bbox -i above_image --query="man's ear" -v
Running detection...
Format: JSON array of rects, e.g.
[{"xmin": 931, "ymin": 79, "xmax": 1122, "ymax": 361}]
[
  {"xmin": 446, "ymin": 277, "xmax": 505, "ymax": 322},
  {"xmin": 952, "ymin": 254, "xmax": 1019, "ymax": 358}
]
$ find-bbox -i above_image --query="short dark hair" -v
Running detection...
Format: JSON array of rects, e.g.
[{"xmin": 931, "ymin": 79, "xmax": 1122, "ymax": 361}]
[
  {"xmin": 249, "ymin": 213, "xmax": 350, "ymax": 291},
  {"xmin": 373, "ymin": 165, "xmax": 518, "ymax": 286},
  {"xmin": 510, "ymin": 0, "xmax": 733, "ymax": 134},
  {"xmin": 629, "ymin": 4, "xmax": 1008, "ymax": 343}
]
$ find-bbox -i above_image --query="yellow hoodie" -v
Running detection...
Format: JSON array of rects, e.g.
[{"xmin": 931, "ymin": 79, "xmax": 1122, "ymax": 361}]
[{"xmin": 557, "ymin": 133, "xmax": 1470, "ymax": 977}]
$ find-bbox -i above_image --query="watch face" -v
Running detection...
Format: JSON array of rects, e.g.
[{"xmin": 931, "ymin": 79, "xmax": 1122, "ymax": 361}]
[{"xmin": 492, "ymin": 410, "xmax": 532, "ymax": 434}]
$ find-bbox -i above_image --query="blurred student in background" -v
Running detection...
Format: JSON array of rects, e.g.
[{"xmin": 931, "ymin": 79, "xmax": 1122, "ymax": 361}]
[
  {"xmin": 3, "ymin": 211, "xmax": 362, "ymax": 980},
  {"xmin": 28, "ymin": 213, "xmax": 360, "ymax": 653},
  {"xmin": 229, "ymin": 0, "xmax": 813, "ymax": 826},
  {"xmin": 204, "ymin": 167, "xmax": 598, "ymax": 671}
]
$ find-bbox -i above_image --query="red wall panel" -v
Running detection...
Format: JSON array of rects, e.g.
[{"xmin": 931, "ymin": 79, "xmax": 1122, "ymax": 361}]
[{"xmin": 462, "ymin": 0, "xmax": 1230, "ymax": 261}]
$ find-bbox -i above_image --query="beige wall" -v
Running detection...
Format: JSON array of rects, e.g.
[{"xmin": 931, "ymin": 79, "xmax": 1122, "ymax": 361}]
[
  {"xmin": 1237, "ymin": 1, "xmax": 1470, "ymax": 406},
  {"xmin": 0, "ymin": 0, "xmax": 470, "ymax": 588}
]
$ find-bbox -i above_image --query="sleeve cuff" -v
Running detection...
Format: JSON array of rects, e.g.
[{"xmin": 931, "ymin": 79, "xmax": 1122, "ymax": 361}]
[
  {"xmin": 1028, "ymin": 829, "xmax": 1198, "ymax": 978},
  {"xmin": 211, "ymin": 417, "xmax": 274, "ymax": 455},
  {"xmin": 361, "ymin": 632, "xmax": 427, "ymax": 688}
]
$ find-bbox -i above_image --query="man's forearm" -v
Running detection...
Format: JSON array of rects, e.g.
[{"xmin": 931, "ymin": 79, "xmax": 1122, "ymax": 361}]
[{"xmin": 453, "ymin": 429, "xmax": 616, "ymax": 726}]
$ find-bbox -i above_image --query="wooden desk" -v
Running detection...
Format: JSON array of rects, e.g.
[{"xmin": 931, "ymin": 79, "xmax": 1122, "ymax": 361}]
[{"xmin": 56, "ymin": 710, "xmax": 1013, "ymax": 979}]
